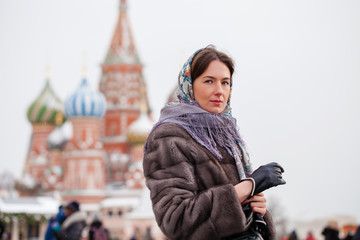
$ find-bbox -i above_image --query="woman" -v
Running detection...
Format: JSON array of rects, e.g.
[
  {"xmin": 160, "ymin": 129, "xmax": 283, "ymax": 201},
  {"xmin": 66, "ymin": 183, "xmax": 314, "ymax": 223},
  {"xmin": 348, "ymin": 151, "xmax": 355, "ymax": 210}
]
[{"xmin": 143, "ymin": 46, "xmax": 285, "ymax": 240}]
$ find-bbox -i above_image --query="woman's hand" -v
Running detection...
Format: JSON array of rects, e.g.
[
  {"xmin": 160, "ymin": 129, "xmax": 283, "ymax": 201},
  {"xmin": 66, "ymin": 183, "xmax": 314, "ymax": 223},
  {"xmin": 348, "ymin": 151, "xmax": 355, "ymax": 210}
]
[
  {"xmin": 242, "ymin": 193, "xmax": 267, "ymax": 217},
  {"xmin": 234, "ymin": 180, "xmax": 253, "ymax": 203}
]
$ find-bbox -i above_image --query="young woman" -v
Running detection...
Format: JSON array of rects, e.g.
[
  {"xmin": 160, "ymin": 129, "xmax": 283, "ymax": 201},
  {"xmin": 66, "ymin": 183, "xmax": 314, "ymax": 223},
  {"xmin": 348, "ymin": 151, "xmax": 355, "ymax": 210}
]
[{"xmin": 143, "ymin": 46, "xmax": 286, "ymax": 240}]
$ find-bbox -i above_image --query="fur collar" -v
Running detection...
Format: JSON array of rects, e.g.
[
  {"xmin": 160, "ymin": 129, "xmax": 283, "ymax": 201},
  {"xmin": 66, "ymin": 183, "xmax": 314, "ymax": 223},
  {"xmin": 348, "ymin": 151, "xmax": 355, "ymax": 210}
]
[{"xmin": 62, "ymin": 211, "xmax": 87, "ymax": 229}]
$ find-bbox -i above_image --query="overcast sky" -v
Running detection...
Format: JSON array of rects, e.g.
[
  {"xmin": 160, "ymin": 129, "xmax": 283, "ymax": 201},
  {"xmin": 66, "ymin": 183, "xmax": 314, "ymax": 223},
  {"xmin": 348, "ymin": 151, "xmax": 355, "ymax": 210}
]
[{"xmin": 0, "ymin": 0, "xmax": 359, "ymax": 223}]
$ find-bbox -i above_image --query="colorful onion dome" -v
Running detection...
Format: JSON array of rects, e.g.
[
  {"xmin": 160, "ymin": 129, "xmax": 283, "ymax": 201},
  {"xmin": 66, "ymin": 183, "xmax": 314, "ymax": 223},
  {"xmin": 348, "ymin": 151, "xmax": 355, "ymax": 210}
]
[
  {"xmin": 64, "ymin": 78, "xmax": 106, "ymax": 118},
  {"xmin": 27, "ymin": 80, "xmax": 65, "ymax": 124},
  {"xmin": 127, "ymin": 111, "xmax": 153, "ymax": 145}
]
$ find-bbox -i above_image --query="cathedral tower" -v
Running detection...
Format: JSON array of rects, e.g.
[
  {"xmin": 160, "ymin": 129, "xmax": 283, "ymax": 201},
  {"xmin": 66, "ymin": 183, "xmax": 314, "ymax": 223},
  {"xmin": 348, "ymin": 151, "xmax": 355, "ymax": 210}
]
[
  {"xmin": 99, "ymin": 0, "xmax": 150, "ymax": 184},
  {"xmin": 24, "ymin": 77, "xmax": 65, "ymax": 192},
  {"xmin": 62, "ymin": 77, "xmax": 107, "ymax": 203}
]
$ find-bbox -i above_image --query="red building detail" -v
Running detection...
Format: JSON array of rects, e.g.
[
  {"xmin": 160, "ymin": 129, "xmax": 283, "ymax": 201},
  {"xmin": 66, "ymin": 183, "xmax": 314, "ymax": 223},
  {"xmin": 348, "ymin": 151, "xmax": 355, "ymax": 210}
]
[{"xmin": 99, "ymin": 0, "xmax": 151, "ymax": 184}]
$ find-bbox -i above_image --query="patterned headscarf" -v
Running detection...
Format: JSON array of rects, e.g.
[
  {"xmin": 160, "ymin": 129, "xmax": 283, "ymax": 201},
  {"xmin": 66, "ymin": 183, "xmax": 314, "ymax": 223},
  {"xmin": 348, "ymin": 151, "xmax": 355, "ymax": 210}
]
[
  {"xmin": 175, "ymin": 48, "xmax": 232, "ymax": 115},
  {"xmin": 145, "ymin": 47, "xmax": 253, "ymax": 180}
]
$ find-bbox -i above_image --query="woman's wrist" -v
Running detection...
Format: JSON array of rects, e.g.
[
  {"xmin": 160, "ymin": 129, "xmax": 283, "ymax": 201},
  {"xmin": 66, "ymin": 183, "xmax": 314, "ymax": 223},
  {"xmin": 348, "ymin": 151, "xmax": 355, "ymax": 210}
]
[{"xmin": 234, "ymin": 179, "xmax": 253, "ymax": 203}]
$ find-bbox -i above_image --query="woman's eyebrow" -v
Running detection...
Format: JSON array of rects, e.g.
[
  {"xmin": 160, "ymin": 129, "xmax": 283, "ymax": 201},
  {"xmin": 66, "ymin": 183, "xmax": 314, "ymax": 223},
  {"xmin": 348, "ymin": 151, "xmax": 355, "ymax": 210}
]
[
  {"xmin": 202, "ymin": 75, "xmax": 216, "ymax": 79},
  {"xmin": 202, "ymin": 76, "xmax": 231, "ymax": 80}
]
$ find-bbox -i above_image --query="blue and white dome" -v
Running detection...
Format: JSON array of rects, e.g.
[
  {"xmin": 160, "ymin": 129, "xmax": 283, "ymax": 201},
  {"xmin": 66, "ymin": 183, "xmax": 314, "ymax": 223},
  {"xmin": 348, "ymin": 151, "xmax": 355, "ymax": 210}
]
[{"xmin": 64, "ymin": 78, "xmax": 106, "ymax": 118}]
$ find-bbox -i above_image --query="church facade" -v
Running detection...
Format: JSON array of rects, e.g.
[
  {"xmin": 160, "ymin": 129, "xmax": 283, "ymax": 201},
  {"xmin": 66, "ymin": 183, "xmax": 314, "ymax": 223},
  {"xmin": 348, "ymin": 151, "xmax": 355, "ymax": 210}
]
[{"xmin": 18, "ymin": 0, "xmax": 163, "ymax": 239}]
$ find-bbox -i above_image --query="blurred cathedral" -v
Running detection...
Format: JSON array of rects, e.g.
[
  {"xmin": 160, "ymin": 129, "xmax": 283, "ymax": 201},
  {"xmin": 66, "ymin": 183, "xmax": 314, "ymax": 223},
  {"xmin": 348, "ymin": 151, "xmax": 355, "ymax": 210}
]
[{"xmin": 15, "ymin": 0, "xmax": 164, "ymax": 239}]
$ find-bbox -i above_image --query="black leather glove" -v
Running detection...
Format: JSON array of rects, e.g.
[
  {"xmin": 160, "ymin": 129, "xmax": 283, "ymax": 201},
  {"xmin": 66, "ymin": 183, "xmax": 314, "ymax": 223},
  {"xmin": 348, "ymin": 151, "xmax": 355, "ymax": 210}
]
[{"xmin": 245, "ymin": 162, "xmax": 286, "ymax": 197}]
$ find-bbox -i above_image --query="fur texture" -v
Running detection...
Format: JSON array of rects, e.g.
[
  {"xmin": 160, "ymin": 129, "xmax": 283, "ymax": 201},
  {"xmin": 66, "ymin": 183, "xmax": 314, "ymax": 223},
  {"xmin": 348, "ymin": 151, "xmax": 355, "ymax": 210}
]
[{"xmin": 143, "ymin": 123, "xmax": 275, "ymax": 240}]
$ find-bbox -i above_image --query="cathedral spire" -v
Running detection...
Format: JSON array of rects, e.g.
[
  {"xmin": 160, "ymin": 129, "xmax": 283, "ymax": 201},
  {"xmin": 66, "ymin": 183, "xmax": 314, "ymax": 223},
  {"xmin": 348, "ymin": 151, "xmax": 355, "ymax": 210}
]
[
  {"xmin": 45, "ymin": 65, "xmax": 51, "ymax": 80},
  {"xmin": 82, "ymin": 52, "xmax": 88, "ymax": 79},
  {"xmin": 105, "ymin": 0, "xmax": 139, "ymax": 64},
  {"xmin": 120, "ymin": 0, "xmax": 127, "ymax": 12}
]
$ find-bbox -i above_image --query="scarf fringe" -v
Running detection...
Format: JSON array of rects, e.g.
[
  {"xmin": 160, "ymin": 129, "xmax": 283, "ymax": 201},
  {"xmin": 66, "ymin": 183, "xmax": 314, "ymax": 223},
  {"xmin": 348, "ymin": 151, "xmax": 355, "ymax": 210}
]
[{"xmin": 144, "ymin": 110, "xmax": 253, "ymax": 179}]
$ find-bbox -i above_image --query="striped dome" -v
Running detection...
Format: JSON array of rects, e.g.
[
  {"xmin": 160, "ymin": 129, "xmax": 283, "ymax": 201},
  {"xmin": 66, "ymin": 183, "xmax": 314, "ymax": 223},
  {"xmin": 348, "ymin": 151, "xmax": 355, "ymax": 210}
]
[
  {"xmin": 64, "ymin": 78, "xmax": 106, "ymax": 118},
  {"xmin": 27, "ymin": 80, "xmax": 65, "ymax": 124}
]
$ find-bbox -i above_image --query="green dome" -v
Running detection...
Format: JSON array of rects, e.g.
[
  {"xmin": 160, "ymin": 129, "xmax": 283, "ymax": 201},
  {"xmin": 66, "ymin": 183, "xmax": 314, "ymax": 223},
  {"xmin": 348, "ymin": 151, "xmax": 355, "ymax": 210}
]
[{"xmin": 27, "ymin": 80, "xmax": 65, "ymax": 124}]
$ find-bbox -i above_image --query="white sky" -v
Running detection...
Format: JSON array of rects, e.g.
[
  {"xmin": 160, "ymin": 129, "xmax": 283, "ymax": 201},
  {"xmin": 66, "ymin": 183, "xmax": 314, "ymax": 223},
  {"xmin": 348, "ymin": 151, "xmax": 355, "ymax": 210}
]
[{"xmin": 0, "ymin": 0, "xmax": 359, "ymax": 223}]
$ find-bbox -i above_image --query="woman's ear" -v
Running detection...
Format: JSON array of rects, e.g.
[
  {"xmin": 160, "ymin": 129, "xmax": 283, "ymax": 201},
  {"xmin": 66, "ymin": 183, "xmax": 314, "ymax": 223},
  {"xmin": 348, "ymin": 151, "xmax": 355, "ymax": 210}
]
[{"xmin": 227, "ymin": 87, "xmax": 232, "ymax": 103}]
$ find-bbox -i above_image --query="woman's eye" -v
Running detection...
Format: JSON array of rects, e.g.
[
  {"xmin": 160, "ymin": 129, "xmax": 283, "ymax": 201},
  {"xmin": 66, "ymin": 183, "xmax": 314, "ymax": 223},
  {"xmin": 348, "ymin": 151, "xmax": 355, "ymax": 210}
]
[
  {"xmin": 222, "ymin": 81, "xmax": 230, "ymax": 85},
  {"xmin": 204, "ymin": 80, "xmax": 212, "ymax": 84}
]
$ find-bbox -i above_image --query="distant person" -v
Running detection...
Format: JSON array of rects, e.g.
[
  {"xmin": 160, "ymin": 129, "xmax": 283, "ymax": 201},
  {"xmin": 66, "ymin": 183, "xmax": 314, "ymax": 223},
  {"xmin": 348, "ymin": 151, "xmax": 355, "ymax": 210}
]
[
  {"xmin": 305, "ymin": 231, "xmax": 316, "ymax": 240},
  {"xmin": 51, "ymin": 201, "xmax": 87, "ymax": 240},
  {"xmin": 89, "ymin": 219, "xmax": 109, "ymax": 240},
  {"xmin": 143, "ymin": 45, "xmax": 286, "ymax": 239},
  {"xmin": 288, "ymin": 230, "xmax": 298, "ymax": 240},
  {"xmin": 45, "ymin": 205, "xmax": 65, "ymax": 240},
  {"xmin": 322, "ymin": 220, "xmax": 340, "ymax": 240}
]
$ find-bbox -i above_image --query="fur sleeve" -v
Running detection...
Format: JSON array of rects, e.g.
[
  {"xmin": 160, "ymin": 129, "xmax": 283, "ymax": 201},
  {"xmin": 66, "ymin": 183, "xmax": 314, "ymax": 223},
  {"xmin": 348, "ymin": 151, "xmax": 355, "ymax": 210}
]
[{"xmin": 263, "ymin": 211, "xmax": 276, "ymax": 240}]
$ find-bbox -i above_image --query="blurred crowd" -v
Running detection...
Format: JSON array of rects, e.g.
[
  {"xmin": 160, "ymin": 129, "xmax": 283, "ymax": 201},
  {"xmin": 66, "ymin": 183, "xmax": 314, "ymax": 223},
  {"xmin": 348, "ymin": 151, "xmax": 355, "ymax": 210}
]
[
  {"xmin": 45, "ymin": 201, "xmax": 110, "ymax": 240},
  {"xmin": 1, "ymin": 204, "xmax": 359, "ymax": 240},
  {"xmin": 282, "ymin": 220, "xmax": 360, "ymax": 240},
  {"xmin": 0, "ymin": 199, "xmax": 154, "ymax": 240}
]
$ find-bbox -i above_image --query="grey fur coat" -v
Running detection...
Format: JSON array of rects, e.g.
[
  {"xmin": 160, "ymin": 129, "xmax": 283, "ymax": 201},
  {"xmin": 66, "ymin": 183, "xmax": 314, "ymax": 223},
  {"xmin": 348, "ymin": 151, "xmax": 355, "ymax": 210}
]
[{"xmin": 143, "ymin": 123, "xmax": 276, "ymax": 240}]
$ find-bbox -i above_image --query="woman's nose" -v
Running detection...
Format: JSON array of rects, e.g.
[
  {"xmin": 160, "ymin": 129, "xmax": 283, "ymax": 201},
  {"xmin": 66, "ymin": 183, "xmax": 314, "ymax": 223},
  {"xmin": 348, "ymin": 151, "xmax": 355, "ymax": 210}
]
[{"xmin": 214, "ymin": 82, "xmax": 224, "ymax": 95}]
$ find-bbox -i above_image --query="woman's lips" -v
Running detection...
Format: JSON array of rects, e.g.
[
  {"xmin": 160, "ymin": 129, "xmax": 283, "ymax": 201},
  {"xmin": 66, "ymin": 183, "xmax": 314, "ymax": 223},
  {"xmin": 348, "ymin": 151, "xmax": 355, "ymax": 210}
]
[{"xmin": 210, "ymin": 100, "xmax": 222, "ymax": 106}]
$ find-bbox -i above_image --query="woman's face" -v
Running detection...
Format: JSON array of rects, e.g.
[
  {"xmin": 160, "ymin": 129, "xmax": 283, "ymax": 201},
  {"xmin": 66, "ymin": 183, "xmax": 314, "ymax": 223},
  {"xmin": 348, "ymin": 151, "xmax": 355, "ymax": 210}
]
[{"xmin": 193, "ymin": 60, "xmax": 231, "ymax": 114}]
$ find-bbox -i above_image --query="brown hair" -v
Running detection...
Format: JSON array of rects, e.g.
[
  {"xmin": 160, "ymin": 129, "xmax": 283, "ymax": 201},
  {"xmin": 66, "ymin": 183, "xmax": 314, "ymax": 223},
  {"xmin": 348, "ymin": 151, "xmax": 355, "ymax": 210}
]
[{"xmin": 191, "ymin": 45, "xmax": 235, "ymax": 82}]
